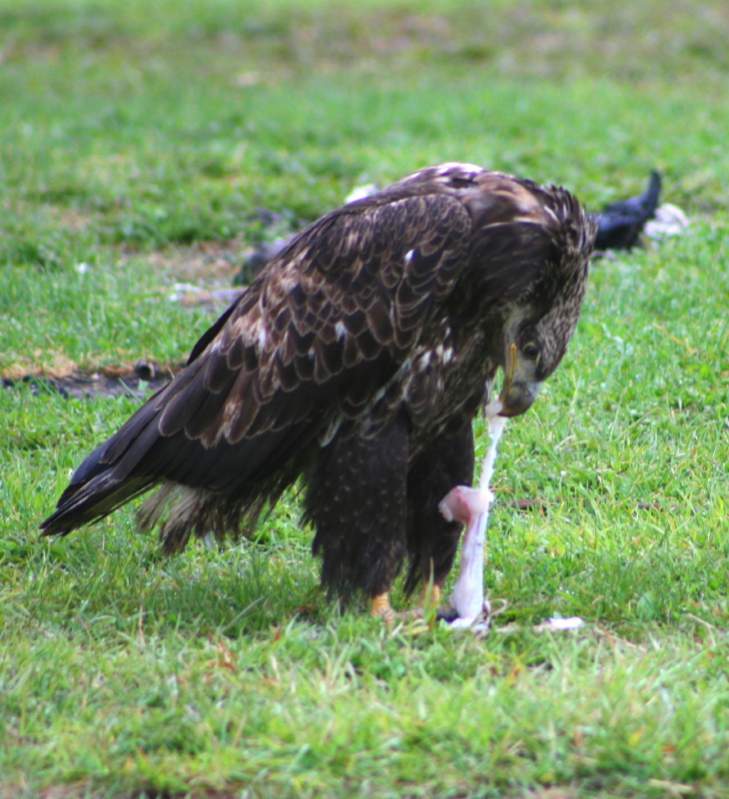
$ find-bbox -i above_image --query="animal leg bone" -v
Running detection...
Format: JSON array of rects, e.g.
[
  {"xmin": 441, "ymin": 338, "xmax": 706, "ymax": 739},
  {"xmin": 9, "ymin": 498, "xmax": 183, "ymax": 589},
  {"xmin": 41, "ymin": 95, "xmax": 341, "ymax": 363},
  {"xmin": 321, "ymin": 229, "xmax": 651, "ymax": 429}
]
[{"xmin": 439, "ymin": 413, "xmax": 507, "ymax": 629}]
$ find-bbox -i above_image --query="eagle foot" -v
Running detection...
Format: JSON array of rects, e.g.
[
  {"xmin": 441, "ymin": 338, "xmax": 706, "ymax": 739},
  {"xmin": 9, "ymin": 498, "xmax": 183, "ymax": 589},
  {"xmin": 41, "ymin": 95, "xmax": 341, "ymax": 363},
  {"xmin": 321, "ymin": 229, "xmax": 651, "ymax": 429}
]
[
  {"xmin": 370, "ymin": 592, "xmax": 396, "ymax": 626},
  {"xmin": 371, "ymin": 585, "xmax": 443, "ymax": 626},
  {"xmin": 438, "ymin": 597, "xmax": 492, "ymax": 632}
]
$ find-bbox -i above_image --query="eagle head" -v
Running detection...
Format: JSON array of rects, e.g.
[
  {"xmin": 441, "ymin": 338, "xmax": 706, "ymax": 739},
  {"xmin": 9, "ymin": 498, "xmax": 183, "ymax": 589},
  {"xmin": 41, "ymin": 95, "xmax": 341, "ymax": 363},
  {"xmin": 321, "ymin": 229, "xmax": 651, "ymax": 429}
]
[
  {"xmin": 496, "ymin": 211, "xmax": 594, "ymax": 418},
  {"xmin": 498, "ymin": 304, "xmax": 579, "ymax": 417}
]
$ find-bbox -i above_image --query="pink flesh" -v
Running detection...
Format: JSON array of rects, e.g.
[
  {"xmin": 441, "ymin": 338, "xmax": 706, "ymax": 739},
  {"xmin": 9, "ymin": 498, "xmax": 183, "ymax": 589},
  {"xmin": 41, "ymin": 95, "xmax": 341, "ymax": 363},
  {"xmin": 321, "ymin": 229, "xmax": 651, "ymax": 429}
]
[{"xmin": 438, "ymin": 485, "xmax": 492, "ymax": 527}]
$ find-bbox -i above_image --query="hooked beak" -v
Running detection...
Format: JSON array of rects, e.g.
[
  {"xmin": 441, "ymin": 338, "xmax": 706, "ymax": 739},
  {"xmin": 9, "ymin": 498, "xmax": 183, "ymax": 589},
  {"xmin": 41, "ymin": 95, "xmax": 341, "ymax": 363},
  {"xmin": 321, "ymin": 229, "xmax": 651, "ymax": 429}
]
[
  {"xmin": 497, "ymin": 343, "xmax": 541, "ymax": 417},
  {"xmin": 499, "ymin": 380, "xmax": 541, "ymax": 417}
]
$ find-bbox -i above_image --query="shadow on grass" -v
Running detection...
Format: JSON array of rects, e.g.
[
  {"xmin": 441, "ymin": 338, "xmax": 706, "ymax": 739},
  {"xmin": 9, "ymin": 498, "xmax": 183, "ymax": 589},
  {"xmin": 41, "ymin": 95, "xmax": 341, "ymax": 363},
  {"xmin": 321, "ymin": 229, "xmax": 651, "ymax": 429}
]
[{"xmin": 14, "ymin": 525, "xmax": 325, "ymax": 639}]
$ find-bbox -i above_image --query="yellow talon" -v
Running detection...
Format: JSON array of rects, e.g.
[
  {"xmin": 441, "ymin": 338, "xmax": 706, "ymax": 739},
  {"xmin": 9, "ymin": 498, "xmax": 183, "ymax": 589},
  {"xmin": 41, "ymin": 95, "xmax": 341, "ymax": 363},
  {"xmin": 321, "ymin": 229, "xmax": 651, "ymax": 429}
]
[
  {"xmin": 371, "ymin": 592, "xmax": 395, "ymax": 625},
  {"xmin": 421, "ymin": 583, "xmax": 442, "ymax": 609}
]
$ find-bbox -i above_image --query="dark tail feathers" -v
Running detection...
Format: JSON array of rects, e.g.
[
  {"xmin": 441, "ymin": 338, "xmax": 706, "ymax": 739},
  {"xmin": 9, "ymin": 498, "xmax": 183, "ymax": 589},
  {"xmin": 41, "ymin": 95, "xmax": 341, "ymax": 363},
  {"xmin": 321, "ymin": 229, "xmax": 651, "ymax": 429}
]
[{"xmin": 40, "ymin": 400, "xmax": 162, "ymax": 536}]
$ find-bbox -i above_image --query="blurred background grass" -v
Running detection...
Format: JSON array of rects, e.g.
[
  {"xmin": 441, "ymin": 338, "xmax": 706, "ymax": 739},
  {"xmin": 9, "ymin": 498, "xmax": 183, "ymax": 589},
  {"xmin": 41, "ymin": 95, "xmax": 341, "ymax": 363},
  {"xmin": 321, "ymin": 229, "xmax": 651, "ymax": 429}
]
[{"xmin": 2, "ymin": 0, "xmax": 728, "ymax": 371}]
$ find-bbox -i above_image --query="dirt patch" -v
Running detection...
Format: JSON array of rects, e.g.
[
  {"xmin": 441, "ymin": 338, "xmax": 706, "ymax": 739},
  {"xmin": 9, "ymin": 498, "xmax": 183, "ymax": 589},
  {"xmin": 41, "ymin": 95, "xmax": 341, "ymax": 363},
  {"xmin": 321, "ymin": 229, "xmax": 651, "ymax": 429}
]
[
  {"xmin": 51, "ymin": 205, "xmax": 96, "ymax": 232},
  {"xmin": 143, "ymin": 238, "xmax": 246, "ymax": 286},
  {"xmin": 511, "ymin": 497, "xmax": 548, "ymax": 514},
  {"xmin": 167, "ymin": 284, "xmax": 244, "ymax": 308},
  {"xmin": 2, "ymin": 361, "xmax": 180, "ymax": 399},
  {"xmin": 1, "ymin": 353, "xmax": 82, "ymax": 382}
]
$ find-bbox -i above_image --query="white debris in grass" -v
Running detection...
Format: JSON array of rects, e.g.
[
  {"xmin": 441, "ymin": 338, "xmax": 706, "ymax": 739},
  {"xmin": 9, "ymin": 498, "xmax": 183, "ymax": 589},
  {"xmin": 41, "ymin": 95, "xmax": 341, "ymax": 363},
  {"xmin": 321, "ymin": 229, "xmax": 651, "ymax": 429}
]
[
  {"xmin": 168, "ymin": 283, "xmax": 243, "ymax": 306},
  {"xmin": 644, "ymin": 203, "xmax": 689, "ymax": 240},
  {"xmin": 168, "ymin": 282, "xmax": 202, "ymax": 302},
  {"xmin": 466, "ymin": 615, "xmax": 586, "ymax": 637},
  {"xmin": 534, "ymin": 616, "xmax": 585, "ymax": 632}
]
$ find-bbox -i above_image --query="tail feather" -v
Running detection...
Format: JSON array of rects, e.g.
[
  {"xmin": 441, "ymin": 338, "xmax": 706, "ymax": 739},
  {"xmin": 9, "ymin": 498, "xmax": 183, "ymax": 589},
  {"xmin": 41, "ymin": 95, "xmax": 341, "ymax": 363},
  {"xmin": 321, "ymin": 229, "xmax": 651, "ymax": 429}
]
[
  {"xmin": 40, "ymin": 400, "xmax": 163, "ymax": 536},
  {"xmin": 39, "ymin": 384, "xmax": 309, "ymax": 540},
  {"xmin": 40, "ymin": 470, "xmax": 152, "ymax": 535}
]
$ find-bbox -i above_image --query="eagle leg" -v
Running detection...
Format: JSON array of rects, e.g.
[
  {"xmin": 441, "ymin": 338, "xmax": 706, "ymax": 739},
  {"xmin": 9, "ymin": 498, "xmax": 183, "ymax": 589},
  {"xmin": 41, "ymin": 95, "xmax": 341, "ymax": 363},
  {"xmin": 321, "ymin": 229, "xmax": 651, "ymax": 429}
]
[
  {"xmin": 404, "ymin": 418, "xmax": 475, "ymax": 612},
  {"xmin": 304, "ymin": 414, "xmax": 409, "ymax": 608},
  {"xmin": 370, "ymin": 584, "xmax": 442, "ymax": 626},
  {"xmin": 389, "ymin": 583, "xmax": 443, "ymax": 623}
]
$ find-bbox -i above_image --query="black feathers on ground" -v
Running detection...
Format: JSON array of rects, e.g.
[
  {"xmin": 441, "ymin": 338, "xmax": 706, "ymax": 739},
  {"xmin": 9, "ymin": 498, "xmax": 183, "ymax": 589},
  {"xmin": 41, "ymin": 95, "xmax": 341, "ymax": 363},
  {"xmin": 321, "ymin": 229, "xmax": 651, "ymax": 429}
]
[
  {"xmin": 41, "ymin": 163, "xmax": 596, "ymax": 607},
  {"xmin": 594, "ymin": 170, "xmax": 662, "ymax": 250}
]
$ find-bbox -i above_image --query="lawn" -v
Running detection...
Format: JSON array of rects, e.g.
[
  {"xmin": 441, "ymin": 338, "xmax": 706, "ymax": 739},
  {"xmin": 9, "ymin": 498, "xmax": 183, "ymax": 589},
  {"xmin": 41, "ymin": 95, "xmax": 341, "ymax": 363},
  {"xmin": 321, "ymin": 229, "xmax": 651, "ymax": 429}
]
[{"xmin": 1, "ymin": 1, "xmax": 728, "ymax": 797}]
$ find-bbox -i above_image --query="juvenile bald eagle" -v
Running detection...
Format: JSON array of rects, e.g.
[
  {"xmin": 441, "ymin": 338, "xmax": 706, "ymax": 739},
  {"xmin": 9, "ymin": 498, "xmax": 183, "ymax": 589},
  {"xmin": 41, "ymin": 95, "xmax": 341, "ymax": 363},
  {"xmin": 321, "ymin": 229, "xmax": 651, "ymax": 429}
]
[{"xmin": 41, "ymin": 163, "xmax": 595, "ymax": 620}]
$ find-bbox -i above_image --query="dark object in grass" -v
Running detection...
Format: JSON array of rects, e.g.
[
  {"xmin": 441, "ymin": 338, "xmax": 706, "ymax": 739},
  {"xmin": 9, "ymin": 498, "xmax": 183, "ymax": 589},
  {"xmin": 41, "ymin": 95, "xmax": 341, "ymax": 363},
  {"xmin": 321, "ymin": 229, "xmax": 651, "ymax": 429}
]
[
  {"xmin": 134, "ymin": 360, "xmax": 156, "ymax": 381},
  {"xmin": 3, "ymin": 363, "xmax": 174, "ymax": 400},
  {"xmin": 41, "ymin": 163, "xmax": 596, "ymax": 622},
  {"xmin": 234, "ymin": 239, "xmax": 289, "ymax": 286},
  {"xmin": 234, "ymin": 208, "xmax": 295, "ymax": 286},
  {"xmin": 594, "ymin": 170, "xmax": 662, "ymax": 250}
]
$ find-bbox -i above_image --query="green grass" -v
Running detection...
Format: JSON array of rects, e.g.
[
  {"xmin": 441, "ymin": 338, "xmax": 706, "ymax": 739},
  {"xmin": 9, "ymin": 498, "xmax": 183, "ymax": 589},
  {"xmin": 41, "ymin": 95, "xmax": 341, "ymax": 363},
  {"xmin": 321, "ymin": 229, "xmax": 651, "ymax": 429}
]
[{"xmin": 1, "ymin": 1, "xmax": 728, "ymax": 797}]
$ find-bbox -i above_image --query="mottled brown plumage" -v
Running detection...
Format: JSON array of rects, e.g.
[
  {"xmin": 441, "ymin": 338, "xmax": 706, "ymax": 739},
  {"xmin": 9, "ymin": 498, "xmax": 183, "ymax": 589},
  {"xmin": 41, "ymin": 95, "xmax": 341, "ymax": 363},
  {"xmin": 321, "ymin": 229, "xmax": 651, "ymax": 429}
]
[{"xmin": 41, "ymin": 163, "xmax": 596, "ymax": 608}]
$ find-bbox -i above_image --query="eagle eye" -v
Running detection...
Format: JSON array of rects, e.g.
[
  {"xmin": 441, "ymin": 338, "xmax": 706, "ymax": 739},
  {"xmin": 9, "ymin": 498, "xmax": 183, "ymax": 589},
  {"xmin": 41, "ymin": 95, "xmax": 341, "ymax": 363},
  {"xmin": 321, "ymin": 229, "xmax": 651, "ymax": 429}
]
[{"xmin": 521, "ymin": 341, "xmax": 540, "ymax": 359}]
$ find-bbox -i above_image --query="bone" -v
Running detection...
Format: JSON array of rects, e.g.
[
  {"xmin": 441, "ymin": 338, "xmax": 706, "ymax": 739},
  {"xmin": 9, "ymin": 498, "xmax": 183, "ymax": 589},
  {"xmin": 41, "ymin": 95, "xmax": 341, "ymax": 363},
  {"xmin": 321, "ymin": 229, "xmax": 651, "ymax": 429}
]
[{"xmin": 440, "ymin": 411, "xmax": 507, "ymax": 627}]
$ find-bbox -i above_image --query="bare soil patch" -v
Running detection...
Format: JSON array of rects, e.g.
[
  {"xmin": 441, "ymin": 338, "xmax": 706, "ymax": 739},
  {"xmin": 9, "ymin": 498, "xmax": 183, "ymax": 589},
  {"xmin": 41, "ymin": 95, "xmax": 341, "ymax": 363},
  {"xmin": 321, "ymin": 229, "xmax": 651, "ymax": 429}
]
[
  {"xmin": 2, "ymin": 360, "xmax": 180, "ymax": 399},
  {"xmin": 142, "ymin": 238, "xmax": 246, "ymax": 286}
]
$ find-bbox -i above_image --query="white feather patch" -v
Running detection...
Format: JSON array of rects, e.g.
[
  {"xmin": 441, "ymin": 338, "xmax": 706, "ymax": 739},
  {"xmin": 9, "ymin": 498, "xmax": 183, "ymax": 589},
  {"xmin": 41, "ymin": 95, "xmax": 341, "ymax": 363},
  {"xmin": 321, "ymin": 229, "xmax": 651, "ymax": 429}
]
[
  {"xmin": 257, "ymin": 325, "xmax": 268, "ymax": 350},
  {"xmin": 435, "ymin": 161, "xmax": 483, "ymax": 176}
]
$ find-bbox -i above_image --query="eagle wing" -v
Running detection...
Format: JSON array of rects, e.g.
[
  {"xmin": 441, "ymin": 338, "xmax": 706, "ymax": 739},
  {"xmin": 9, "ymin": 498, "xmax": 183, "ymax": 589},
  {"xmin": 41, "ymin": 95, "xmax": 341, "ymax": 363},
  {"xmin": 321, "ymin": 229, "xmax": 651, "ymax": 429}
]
[
  {"xmin": 41, "ymin": 191, "xmax": 476, "ymax": 533},
  {"xmin": 160, "ymin": 192, "xmax": 473, "ymax": 450}
]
